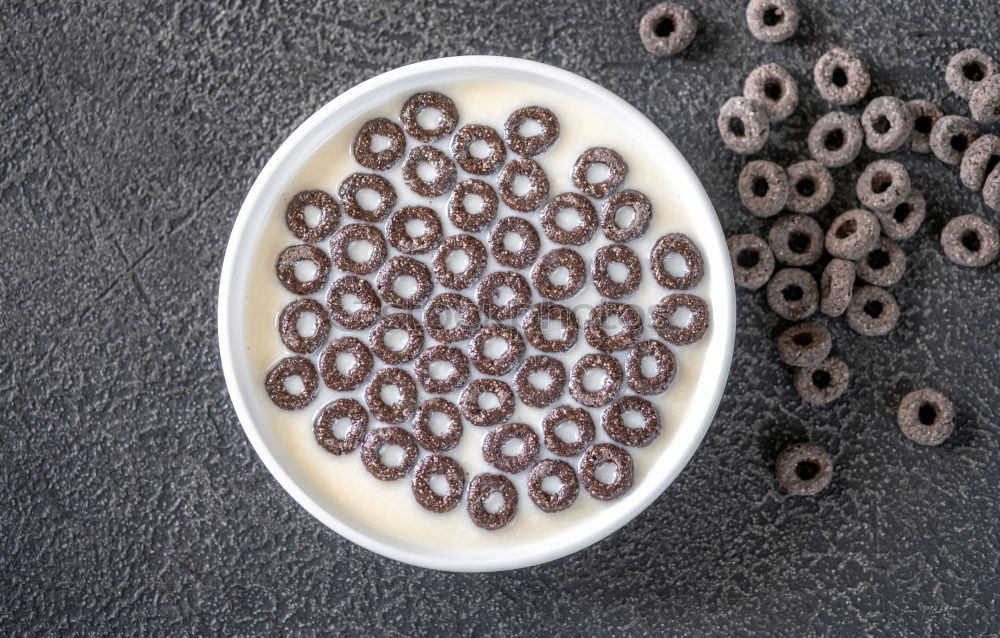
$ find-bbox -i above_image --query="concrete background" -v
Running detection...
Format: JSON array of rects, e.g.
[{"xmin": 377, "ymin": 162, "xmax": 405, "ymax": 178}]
[{"xmin": 3, "ymin": 0, "xmax": 999, "ymax": 634}]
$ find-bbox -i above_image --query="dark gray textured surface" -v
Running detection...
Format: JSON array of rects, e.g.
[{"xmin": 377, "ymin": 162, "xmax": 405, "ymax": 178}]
[{"xmin": 3, "ymin": 1, "xmax": 999, "ymax": 634}]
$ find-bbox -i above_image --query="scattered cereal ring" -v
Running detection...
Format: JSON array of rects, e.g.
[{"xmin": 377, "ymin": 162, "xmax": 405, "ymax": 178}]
[
  {"xmin": 467, "ymin": 473, "xmax": 517, "ymax": 530},
  {"xmin": 569, "ymin": 353, "xmax": 623, "ymax": 408},
  {"xmin": 813, "ymin": 48, "xmax": 870, "ymax": 106},
  {"xmin": 650, "ymin": 233, "xmax": 704, "ymax": 290},
  {"xmin": 285, "ymin": 189, "xmax": 340, "ymax": 243},
  {"xmin": 423, "ymin": 293, "xmax": 481, "ymax": 343},
  {"xmin": 785, "ymin": 160, "xmax": 833, "ymax": 214},
  {"xmin": 451, "ymin": 124, "xmax": 506, "ymax": 175},
  {"xmin": 327, "ymin": 276, "xmax": 381, "ymax": 330},
  {"xmin": 897, "ymin": 388, "xmax": 956, "ymax": 446},
  {"xmin": 793, "ymin": 355, "xmax": 849, "ymax": 406},
  {"xmin": 774, "ymin": 442, "xmax": 832, "ymax": 495},
  {"xmin": 412, "ymin": 398, "xmax": 463, "ymax": 453},
  {"xmin": 986, "ymin": 164, "xmax": 1000, "ymax": 212},
  {"xmin": 541, "ymin": 405, "xmax": 596, "ymax": 457},
  {"xmin": 531, "ymin": 248, "xmax": 586, "ymax": 301},
  {"xmin": 856, "ymin": 236, "xmax": 906, "ymax": 287},
  {"xmin": 875, "ymin": 190, "xmax": 925, "ymax": 241},
  {"xmin": 970, "ymin": 75, "xmax": 1000, "ymax": 124},
  {"xmin": 540, "ymin": 192, "xmax": 599, "ymax": 245},
  {"xmin": 521, "ymin": 302, "xmax": 579, "ymax": 353},
  {"xmin": 338, "ymin": 172, "xmax": 396, "ymax": 223},
  {"xmin": 278, "ymin": 298, "xmax": 330, "ymax": 354},
  {"xmin": 930, "ymin": 115, "xmax": 980, "ymax": 166},
  {"xmin": 528, "ymin": 459, "xmax": 579, "ymax": 513},
  {"xmin": 592, "ymin": 244, "xmax": 642, "ymax": 299},
  {"xmin": 745, "ymin": 0, "xmax": 799, "ymax": 43},
  {"xmin": 467, "ymin": 323, "xmax": 526, "ymax": 376},
  {"xmin": 514, "ymin": 355, "xmax": 568, "ymax": 408},
  {"xmin": 959, "ymin": 134, "xmax": 1000, "ymax": 191},
  {"xmin": 319, "ymin": 336, "xmax": 374, "ymax": 391},
  {"xmin": 738, "ymin": 160, "xmax": 788, "ymax": 217},
  {"xmin": 361, "ymin": 427, "xmax": 419, "ymax": 481},
  {"xmin": 572, "ymin": 147, "xmax": 627, "ymax": 199},
  {"xmin": 652, "ymin": 293, "xmax": 709, "ymax": 346},
  {"xmin": 504, "ymin": 106, "xmax": 560, "ymax": 157},
  {"xmin": 400, "ymin": 91, "xmax": 459, "ymax": 142},
  {"xmin": 411, "ymin": 455, "xmax": 466, "ymax": 513},
  {"xmin": 807, "ymin": 111, "xmax": 863, "ymax": 168},
  {"xmin": 940, "ymin": 214, "xmax": 1000, "ymax": 267},
  {"xmin": 476, "ymin": 271, "xmax": 532, "ymax": 320},
  {"xmin": 819, "ymin": 259, "xmax": 855, "ymax": 317},
  {"xmin": 431, "ymin": 233, "xmax": 488, "ymax": 291},
  {"xmin": 329, "ymin": 223, "xmax": 387, "ymax": 275},
  {"xmin": 907, "ymin": 99, "xmax": 943, "ymax": 154},
  {"xmin": 402, "ymin": 145, "xmax": 457, "ymax": 197},
  {"xmin": 579, "ymin": 443, "xmax": 634, "ymax": 501},
  {"xmin": 368, "ymin": 313, "xmax": 425, "ymax": 365},
  {"xmin": 944, "ymin": 48, "xmax": 999, "ymax": 100},
  {"xmin": 728, "ymin": 233, "xmax": 775, "ymax": 290},
  {"xmin": 459, "ymin": 378, "xmax": 516, "ymax": 427},
  {"xmin": 498, "ymin": 158, "xmax": 549, "ymax": 212},
  {"xmin": 766, "ymin": 268, "xmax": 818, "ymax": 320},
  {"xmin": 824, "ymin": 208, "xmax": 881, "ymax": 261},
  {"xmin": 414, "ymin": 345, "xmax": 471, "ymax": 394},
  {"xmin": 717, "ymin": 96, "xmax": 769, "ymax": 154},
  {"xmin": 601, "ymin": 189, "xmax": 652, "ymax": 242},
  {"xmin": 489, "ymin": 216, "xmax": 541, "ymax": 269},
  {"xmin": 602, "ymin": 395, "xmax": 661, "ymax": 448},
  {"xmin": 744, "ymin": 63, "xmax": 798, "ymax": 121},
  {"xmin": 639, "ymin": 2, "xmax": 698, "ymax": 56},
  {"xmin": 585, "ymin": 302, "xmax": 644, "ymax": 352},
  {"xmin": 626, "ymin": 340, "xmax": 676, "ymax": 395},
  {"xmin": 313, "ymin": 398, "xmax": 368, "ymax": 455},
  {"xmin": 352, "ymin": 118, "xmax": 406, "ymax": 170},
  {"xmin": 777, "ymin": 322, "xmax": 832, "ymax": 368},
  {"xmin": 364, "ymin": 368, "xmax": 418, "ymax": 425},
  {"xmin": 856, "ymin": 159, "xmax": 911, "ymax": 212},
  {"xmin": 768, "ymin": 213, "xmax": 825, "ymax": 266},
  {"xmin": 275, "ymin": 244, "xmax": 329, "ymax": 295},
  {"xmin": 482, "ymin": 423, "xmax": 540, "ymax": 473},
  {"xmin": 861, "ymin": 96, "xmax": 915, "ymax": 153},
  {"xmin": 845, "ymin": 285, "xmax": 899, "ymax": 337},
  {"xmin": 376, "ymin": 256, "xmax": 434, "ymax": 309},
  {"xmin": 385, "ymin": 206, "xmax": 443, "ymax": 255},
  {"xmin": 265, "ymin": 356, "xmax": 319, "ymax": 410},
  {"xmin": 448, "ymin": 178, "xmax": 499, "ymax": 232}
]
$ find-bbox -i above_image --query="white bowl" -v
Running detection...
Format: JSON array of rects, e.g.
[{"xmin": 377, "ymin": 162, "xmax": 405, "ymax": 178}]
[{"xmin": 218, "ymin": 55, "xmax": 735, "ymax": 572}]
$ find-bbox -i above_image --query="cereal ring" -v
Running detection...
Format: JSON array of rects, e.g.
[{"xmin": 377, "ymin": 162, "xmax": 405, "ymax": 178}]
[
  {"xmin": 531, "ymin": 248, "xmax": 586, "ymax": 301},
  {"xmin": 738, "ymin": 160, "xmax": 789, "ymax": 217},
  {"xmin": 930, "ymin": 115, "xmax": 980, "ymax": 166},
  {"xmin": 625, "ymin": 340, "xmax": 676, "ymax": 395},
  {"xmin": 540, "ymin": 192, "xmax": 599, "ymax": 245},
  {"xmin": 497, "ymin": 158, "xmax": 549, "ymax": 212},
  {"xmin": 897, "ymin": 388, "xmax": 956, "ymax": 446},
  {"xmin": 278, "ymin": 298, "xmax": 330, "ymax": 354},
  {"xmin": 768, "ymin": 214, "xmax": 825, "ymax": 266},
  {"xmin": 745, "ymin": 0, "xmax": 799, "ymax": 43},
  {"xmin": 785, "ymin": 160, "xmax": 834, "ymax": 214},
  {"xmin": 319, "ymin": 336, "xmax": 374, "ymax": 392},
  {"xmin": 718, "ymin": 96, "xmax": 769, "ymax": 154},
  {"xmin": 513, "ymin": 355, "xmax": 568, "ymax": 408},
  {"xmin": 727, "ymin": 233, "xmax": 775, "ymax": 290},
  {"xmin": 275, "ymin": 244, "xmax": 329, "ymax": 295},
  {"xmin": 338, "ymin": 172, "xmax": 396, "ymax": 223},
  {"xmin": 813, "ymin": 48, "xmax": 870, "ymax": 106},
  {"xmin": 504, "ymin": 106, "xmax": 560, "ymax": 157},
  {"xmin": 585, "ymin": 302, "xmax": 644, "ymax": 352},
  {"xmin": 482, "ymin": 423, "xmax": 540, "ymax": 474},
  {"xmin": 777, "ymin": 322, "xmax": 832, "ymax": 368},
  {"xmin": 400, "ymin": 91, "xmax": 459, "ymax": 142},
  {"xmin": 329, "ymin": 223, "xmax": 387, "ymax": 275},
  {"xmin": 423, "ymin": 293, "xmax": 481, "ymax": 343},
  {"xmin": 846, "ymin": 285, "xmax": 899, "ymax": 337},
  {"xmin": 602, "ymin": 395, "xmax": 661, "ymax": 447},
  {"xmin": 907, "ymin": 99, "xmax": 943, "ymax": 154},
  {"xmin": 364, "ymin": 368, "xmax": 418, "ymax": 425},
  {"xmin": 467, "ymin": 473, "xmax": 517, "ymax": 530},
  {"xmin": 528, "ymin": 459, "xmax": 580, "ymax": 513},
  {"xmin": 959, "ymin": 134, "xmax": 1000, "ymax": 191},
  {"xmin": 451, "ymin": 124, "xmax": 506, "ymax": 175},
  {"xmin": 774, "ymin": 442, "xmax": 832, "ymax": 496},
  {"xmin": 987, "ymin": 165, "xmax": 1000, "ymax": 212},
  {"xmin": 541, "ymin": 405, "xmax": 596, "ymax": 457},
  {"xmin": 601, "ymin": 190, "xmax": 653, "ymax": 242},
  {"xmin": 402, "ymin": 145, "xmax": 457, "ymax": 197},
  {"xmin": 489, "ymin": 216, "xmax": 541, "ymax": 269},
  {"xmin": 327, "ymin": 276, "xmax": 381, "ymax": 330},
  {"xmin": 650, "ymin": 233, "xmax": 704, "ymax": 290},
  {"xmin": 856, "ymin": 236, "xmax": 906, "ymax": 287},
  {"xmin": 520, "ymin": 302, "xmax": 579, "ymax": 353},
  {"xmin": 385, "ymin": 206, "xmax": 443, "ymax": 255},
  {"xmin": 940, "ymin": 214, "xmax": 1000, "ymax": 267},
  {"xmin": 313, "ymin": 398, "xmax": 368, "ymax": 455},
  {"xmin": 467, "ymin": 323, "xmax": 526, "ymax": 376},
  {"xmin": 793, "ymin": 355, "xmax": 849, "ymax": 406},
  {"xmin": 856, "ymin": 159, "xmax": 911, "ymax": 212},
  {"xmin": 592, "ymin": 244, "xmax": 642, "ymax": 299},
  {"xmin": 376, "ymin": 256, "xmax": 433, "ymax": 309},
  {"xmin": 970, "ymin": 75, "xmax": 1000, "ymax": 124},
  {"xmin": 368, "ymin": 313, "xmax": 425, "ymax": 365},
  {"xmin": 766, "ymin": 268, "xmax": 818, "ymax": 321},
  {"xmin": 579, "ymin": 443, "xmax": 634, "ymax": 501},
  {"xmin": 651, "ymin": 294, "xmax": 709, "ymax": 346},
  {"xmin": 476, "ymin": 271, "xmax": 532, "ymax": 320},
  {"xmin": 945, "ymin": 47, "xmax": 999, "ymax": 100},
  {"xmin": 448, "ymin": 178, "xmax": 499, "ymax": 232},
  {"xmin": 412, "ymin": 398, "xmax": 463, "ymax": 453},
  {"xmin": 459, "ymin": 378, "xmax": 516, "ymax": 427},
  {"xmin": 286, "ymin": 189, "xmax": 340, "ymax": 243},
  {"xmin": 875, "ymin": 189, "xmax": 925, "ymax": 241},
  {"xmin": 414, "ymin": 345, "xmax": 471, "ymax": 394},
  {"xmin": 431, "ymin": 233, "xmax": 487, "ymax": 291},
  {"xmin": 744, "ymin": 63, "xmax": 798, "ymax": 121},
  {"xmin": 352, "ymin": 118, "xmax": 406, "ymax": 170},
  {"xmin": 862, "ymin": 96, "xmax": 915, "ymax": 153},
  {"xmin": 361, "ymin": 427, "xmax": 419, "ymax": 481},
  {"xmin": 807, "ymin": 111, "xmax": 863, "ymax": 168},
  {"xmin": 639, "ymin": 2, "xmax": 698, "ymax": 56},
  {"xmin": 411, "ymin": 455, "xmax": 466, "ymax": 513},
  {"xmin": 819, "ymin": 259, "xmax": 855, "ymax": 317},
  {"xmin": 569, "ymin": 353, "xmax": 623, "ymax": 408},
  {"xmin": 572, "ymin": 147, "xmax": 627, "ymax": 199},
  {"xmin": 264, "ymin": 356, "xmax": 319, "ymax": 410},
  {"xmin": 824, "ymin": 209, "xmax": 881, "ymax": 261}
]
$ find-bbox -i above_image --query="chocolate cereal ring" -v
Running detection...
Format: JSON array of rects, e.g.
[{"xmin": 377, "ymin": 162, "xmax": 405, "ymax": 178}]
[
  {"xmin": 514, "ymin": 355, "xmax": 568, "ymax": 408},
  {"xmin": 361, "ymin": 427, "xmax": 419, "ymax": 481},
  {"xmin": 819, "ymin": 258, "xmax": 856, "ymax": 317},
  {"xmin": 745, "ymin": 0, "xmax": 799, "ymax": 43},
  {"xmin": 846, "ymin": 285, "xmax": 899, "ymax": 337},
  {"xmin": 807, "ymin": 111, "xmax": 863, "ymax": 168},
  {"xmin": 541, "ymin": 405, "xmax": 596, "ymax": 457},
  {"xmin": 414, "ymin": 345, "xmax": 471, "ymax": 394},
  {"xmin": 528, "ymin": 459, "xmax": 579, "ymax": 513},
  {"xmin": 278, "ymin": 298, "xmax": 330, "ymax": 354},
  {"xmin": 448, "ymin": 178, "xmax": 499, "ymax": 232},
  {"xmin": 777, "ymin": 322, "xmax": 832, "ymax": 368},
  {"xmin": 728, "ymin": 233, "xmax": 775, "ymax": 290},
  {"xmin": 540, "ymin": 192, "xmax": 599, "ymax": 245},
  {"xmin": 785, "ymin": 160, "xmax": 833, "ymax": 214},
  {"xmin": 738, "ymin": 160, "xmax": 789, "ymax": 217},
  {"xmin": 459, "ymin": 378, "xmax": 516, "ymax": 427},
  {"xmin": 579, "ymin": 443, "xmax": 634, "ymax": 501},
  {"xmin": 275, "ymin": 244, "xmax": 329, "ymax": 295},
  {"xmin": 521, "ymin": 302, "xmax": 579, "ymax": 353},
  {"xmin": 626, "ymin": 340, "xmax": 676, "ymax": 395},
  {"xmin": 601, "ymin": 190, "xmax": 653, "ymax": 242},
  {"xmin": 862, "ymin": 96, "xmax": 915, "ymax": 153},
  {"xmin": 402, "ymin": 145, "xmax": 457, "ymax": 197},
  {"xmin": 941, "ymin": 214, "xmax": 1000, "ymax": 267},
  {"xmin": 766, "ymin": 268, "xmax": 818, "ymax": 320},
  {"xmin": 339, "ymin": 172, "xmax": 396, "ymax": 223},
  {"xmin": 652, "ymin": 294, "xmax": 709, "ymax": 346},
  {"xmin": 650, "ymin": 233, "xmax": 704, "ymax": 290},
  {"xmin": 285, "ymin": 189, "xmax": 340, "ymax": 243},
  {"xmin": 907, "ymin": 99, "xmax": 943, "ymax": 154},
  {"xmin": 468, "ymin": 323, "xmax": 525, "ymax": 376},
  {"xmin": 482, "ymin": 423, "xmax": 540, "ymax": 474},
  {"xmin": 264, "ymin": 356, "xmax": 318, "ymax": 410},
  {"xmin": 364, "ymin": 368, "xmax": 418, "ymax": 425},
  {"xmin": 718, "ymin": 97, "xmax": 769, "ymax": 155},
  {"xmin": 327, "ymin": 276, "xmax": 381, "ymax": 330},
  {"xmin": 376, "ymin": 256, "xmax": 433, "ymax": 309},
  {"xmin": 423, "ymin": 293, "xmax": 481, "ymax": 343},
  {"xmin": 531, "ymin": 248, "xmax": 586, "ymax": 301},
  {"xmin": 930, "ymin": 115, "xmax": 980, "ymax": 166},
  {"xmin": 585, "ymin": 302, "xmax": 644, "ymax": 352},
  {"xmin": 489, "ymin": 216, "xmax": 541, "ymax": 268},
  {"xmin": 467, "ymin": 473, "xmax": 517, "ymax": 530},
  {"xmin": 970, "ymin": 75, "xmax": 1000, "ymax": 124},
  {"xmin": 602, "ymin": 395, "xmax": 660, "ymax": 447},
  {"xmin": 813, "ymin": 48, "xmax": 870, "ymax": 106},
  {"xmin": 432, "ymin": 233, "xmax": 487, "ymax": 291},
  {"xmin": 592, "ymin": 244, "xmax": 642, "ymax": 299},
  {"xmin": 329, "ymin": 223, "xmax": 387, "ymax": 275},
  {"xmin": 352, "ymin": 118, "xmax": 406, "ymax": 170},
  {"xmin": 824, "ymin": 209, "xmax": 880, "ymax": 261},
  {"xmin": 319, "ymin": 336, "xmax": 374, "ymax": 391},
  {"xmin": 987, "ymin": 164, "xmax": 1000, "ymax": 212},
  {"xmin": 639, "ymin": 2, "xmax": 698, "ymax": 56},
  {"xmin": 476, "ymin": 271, "xmax": 532, "ymax": 320},
  {"xmin": 569, "ymin": 353, "xmax": 623, "ymax": 408},
  {"xmin": 768, "ymin": 214, "xmax": 825, "ymax": 266},
  {"xmin": 793, "ymin": 355, "xmax": 849, "ymax": 406},
  {"xmin": 386, "ymin": 206, "xmax": 443, "ymax": 255},
  {"xmin": 897, "ymin": 388, "xmax": 956, "ymax": 446},
  {"xmin": 744, "ymin": 63, "xmax": 798, "ymax": 121},
  {"xmin": 775, "ymin": 442, "xmax": 832, "ymax": 496},
  {"xmin": 572, "ymin": 147, "xmax": 627, "ymax": 199},
  {"xmin": 498, "ymin": 158, "xmax": 549, "ymax": 212},
  {"xmin": 313, "ymin": 398, "xmax": 368, "ymax": 455},
  {"xmin": 412, "ymin": 398, "xmax": 463, "ymax": 453},
  {"xmin": 451, "ymin": 124, "xmax": 506, "ymax": 175},
  {"xmin": 875, "ymin": 190, "xmax": 925, "ymax": 241},
  {"xmin": 856, "ymin": 159, "xmax": 911, "ymax": 212},
  {"xmin": 411, "ymin": 455, "xmax": 466, "ymax": 513},
  {"xmin": 856, "ymin": 236, "xmax": 906, "ymax": 287},
  {"xmin": 400, "ymin": 91, "xmax": 458, "ymax": 142},
  {"xmin": 959, "ymin": 134, "xmax": 1000, "ymax": 192},
  {"xmin": 368, "ymin": 313, "xmax": 424, "ymax": 365},
  {"xmin": 504, "ymin": 106, "xmax": 560, "ymax": 157},
  {"xmin": 945, "ymin": 47, "xmax": 999, "ymax": 100}
]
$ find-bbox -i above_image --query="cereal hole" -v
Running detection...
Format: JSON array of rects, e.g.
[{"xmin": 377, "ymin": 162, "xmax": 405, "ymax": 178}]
[
  {"xmin": 292, "ymin": 260, "xmax": 318, "ymax": 282},
  {"xmin": 655, "ymin": 16, "xmax": 676, "ymax": 37},
  {"xmin": 462, "ymin": 192, "xmax": 485, "ymax": 213},
  {"xmin": 330, "ymin": 416, "xmax": 353, "ymax": 439},
  {"xmin": 669, "ymin": 306, "xmax": 693, "ymax": 328},
  {"xmin": 405, "ymin": 218, "xmax": 429, "ymax": 238},
  {"xmin": 985, "ymin": 155, "xmax": 1000, "ymax": 176},
  {"xmin": 795, "ymin": 177, "xmax": 816, "ymax": 197},
  {"xmin": 752, "ymin": 176, "xmax": 770, "ymax": 197},
  {"xmin": 348, "ymin": 238, "xmax": 375, "ymax": 262},
  {"xmin": 594, "ymin": 462, "xmax": 619, "ymax": 485},
  {"xmin": 863, "ymin": 299, "xmax": 884, "ymax": 318},
  {"xmin": 824, "ymin": 129, "xmax": 845, "ymax": 150},
  {"xmin": 468, "ymin": 139, "xmax": 491, "ymax": 159},
  {"xmin": 782, "ymin": 284, "xmax": 804, "ymax": 301},
  {"xmin": 614, "ymin": 204, "xmax": 637, "ymax": 229},
  {"xmin": 427, "ymin": 411, "xmax": 453, "ymax": 436},
  {"xmin": 918, "ymin": 402, "xmax": 938, "ymax": 425},
  {"xmin": 529, "ymin": 370, "xmax": 554, "ymax": 389},
  {"xmin": 603, "ymin": 314, "xmax": 626, "ymax": 335},
  {"xmin": 549, "ymin": 266, "xmax": 571, "ymax": 285},
  {"xmin": 962, "ymin": 62, "xmax": 985, "ymax": 82},
  {"xmin": 871, "ymin": 172, "xmax": 892, "ymax": 194},
  {"xmin": 540, "ymin": 317, "xmax": 566, "ymax": 341},
  {"xmin": 295, "ymin": 311, "xmax": 318, "ymax": 338},
  {"xmin": 477, "ymin": 391, "xmax": 501, "ymax": 410},
  {"xmin": 621, "ymin": 410, "xmax": 645, "ymax": 429},
  {"xmin": 416, "ymin": 161, "xmax": 439, "ymax": 182},
  {"xmin": 356, "ymin": 187, "xmax": 381, "ymax": 211},
  {"xmin": 762, "ymin": 5, "xmax": 783, "ymax": 26},
  {"xmin": 384, "ymin": 328, "xmax": 409, "ymax": 352},
  {"xmin": 540, "ymin": 475, "xmax": 563, "ymax": 494},
  {"xmin": 503, "ymin": 231, "xmax": 525, "ymax": 252},
  {"xmin": 302, "ymin": 204, "xmax": 322, "ymax": 228},
  {"xmin": 518, "ymin": 118, "xmax": 543, "ymax": 137},
  {"xmin": 867, "ymin": 249, "xmax": 890, "ymax": 269},
  {"xmin": 640, "ymin": 355, "xmax": 659, "ymax": 378},
  {"xmin": 282, "ymin": 374, "xmax": 306, "ymax": 395},
  {"xmin": 392, "ymin": 275, "xmax": 419, "ymax": 298},
  {"xmin": 764, "ymin": 80, "xmax": 783, "ymax": 101},
  {"xmin": 811, "ymin": 369, "xmax": 832, "ymax": 388},
  {"xmin": 728, "ymin": 117, "xmax": 746, "ymax": 137},
  {"xmin": 428, "ymin": 360, "xmax": 456, "ymax": 380},
  {"xmin": 512, "ymin": 175, "xmax": 532, "ymax": 196},
  {"xmin": 795, "ymin": 460, "xmax": 819, "ymax": 480},
  {"xmin": 556, "ymin": 208, "xmax": 584, "ymax": 231},
  {"xmin": 835, "ymin": 218, "xmax": 858, "ymax": 239},
  {"xmin": 501, "ymin": 437, "xmax": 525, "ymax": 456},
  {"xmin": 872, "ymin": 114, "xmax": 892, "ymax": 135},
  {"xmin": 482, "ymin": 491, "xmax": 505, "ymax": 513},
  {"xmin": 379, "ymin": 444, "xmax": 405, "ymax": 468},
  {"xmin": 788, "ymin": 231, "xmax": 812, "ymax": 254},
  {"xmin": 607, "ymin": 261, "xmax": 630, "ymax": 282},
  {"xmin": 341, "ymin": 293, "xmax": 362, "ymax": 313},
  {"xmin": 663, "ymin": 252, "xmax": 689, "ymax": 277},
  {"xmin": 483, "ymin": 337, "xmax": 509, "ymax": 359},
  {"xmin": 368, "ymin": 133, "xmax": 392, "ymax": 153},
  {"xmin": 792, "ymin": 332, "xmax": 813, "ymax": 346},
  {"xmin": 445, "ymin": 249, "xmax": 470, "ymax": 273},
  {"xmin": 831, "ymin": 67, "xmax": 848, "ymax": 87},
  {"xmin": 493, "ymin": 285, "xmax": 516, "ymax": 305},
  {"xmin": 915, "ymin": 116, "xmax": 933, "ymax": 134},
  {"xmin": 582, "ymin": 367, "xmax": 609, "ymax": 392},
  {"xmin": 416, "ymin": 106, "xmax": 444, "ymax": 131},
  {"xmin": 586, "ymin": 163, "xmax": 611, "ymax": 184},
  {"xmin": 335, "ymin": 352, "xmax": 358, "ymax": 373},
  {"xmin": 554, "ymin": 421, "xmax": 581, "ymax": 443},
  {"xmin": 950, "ymin": 135, "xmax": 969, "ymax": 152},
  {"xmin": 893, "ymin": 203, "xmax": 911, "ymax": 223},
  {"xmin": 380, "ymin": 384, "xmax": 402, "ymax": 405},
  {"xmin": 961, "ymin": 230, "xmax": 982, "ymax": 252},
  {"xmin": 737, "ymin": 248, "xmax": 760, "ymax": 268},
  {"xmin": 428, "ymin": 474, "xmax": 450, "ymax": 496}
]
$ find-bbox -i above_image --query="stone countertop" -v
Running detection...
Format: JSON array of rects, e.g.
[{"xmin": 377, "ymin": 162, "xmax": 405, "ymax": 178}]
[{"xmin": 2, "ymin": 0, "xmax": 998, "ymax": 635}]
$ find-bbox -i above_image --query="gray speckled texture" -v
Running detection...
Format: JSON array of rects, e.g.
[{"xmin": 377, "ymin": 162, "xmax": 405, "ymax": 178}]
[{"xmin": 3, "ymin": 1, "xmax": 999, "ymax": 635}]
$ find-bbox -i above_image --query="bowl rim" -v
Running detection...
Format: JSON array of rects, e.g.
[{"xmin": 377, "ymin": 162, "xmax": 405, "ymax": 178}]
[{"xmin": 218, "ymin": 54, "xmax": 735, "ymax": 572}]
